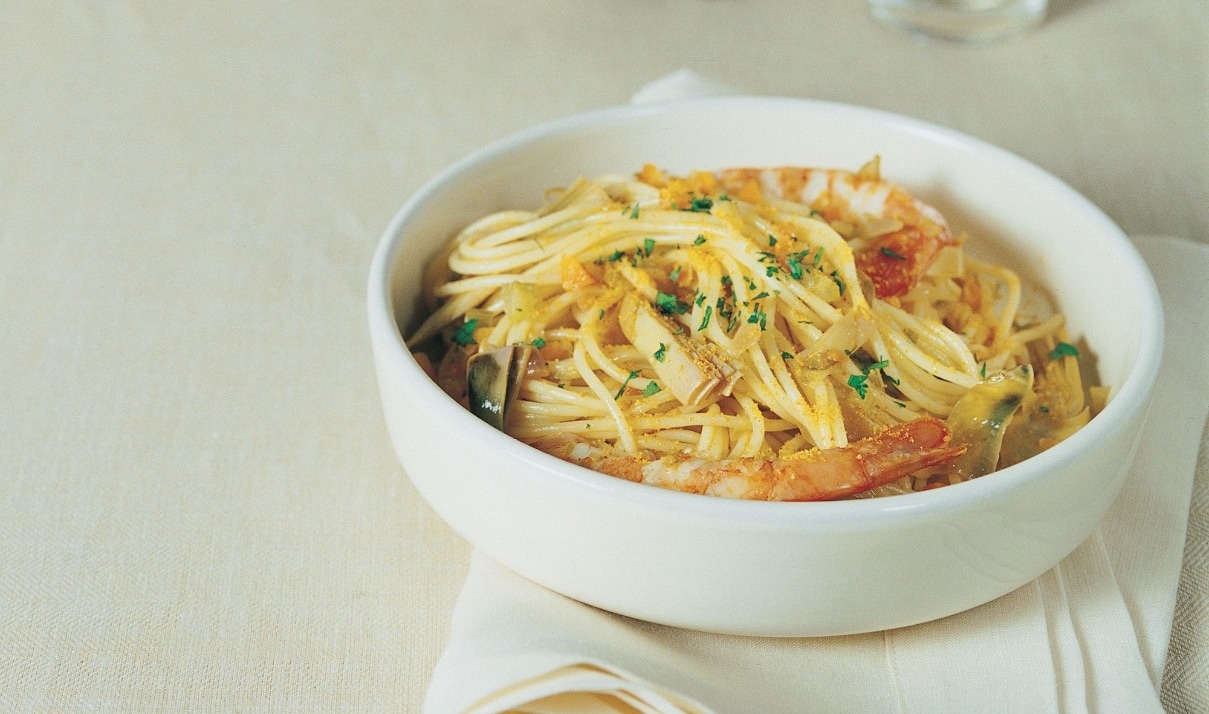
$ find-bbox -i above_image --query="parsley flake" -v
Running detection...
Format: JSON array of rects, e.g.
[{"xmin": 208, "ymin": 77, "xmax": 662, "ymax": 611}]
[
  {"xmin": 880, "ymin": 246, "xmax": 908, "ymax": 261},
  {"xmin": 787, "ymin": 251, "xmax": 810, "ymax": 280},
  {"xmin": 1048, "ymin": 342, "xmax": 1080, "ymax": 360},
  {"xmin": 450, "ymin": 319, "xmax": 478, "ymax": 346},
  {"xmin": 655, "ymin": 291, "xmax": 689, "ymax": 315},
  {"xmin": 614, "ymin": 370, "xmax": 640, "ymax": 400},
  {"xmin": 847, "ymin": 373, "xmax": 869, "ymax": 399},
  {"xmin": 641, "ymin": 381, "xmax": 662, "ymax": 397}
]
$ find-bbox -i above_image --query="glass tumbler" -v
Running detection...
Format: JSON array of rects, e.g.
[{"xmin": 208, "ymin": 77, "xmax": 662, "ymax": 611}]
[{"xmin": 868, "ymin": 0, "xmax": 1048, "ymax": 43}]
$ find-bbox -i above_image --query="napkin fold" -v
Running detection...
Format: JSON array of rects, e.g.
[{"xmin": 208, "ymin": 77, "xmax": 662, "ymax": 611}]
[
  {"xmin": 421, "ymin": 68, "xmax": 1207, "ymax": 714},
  {"xmin": 425, "ymin": 234, "xmax": 1208, "ymax": 714}
]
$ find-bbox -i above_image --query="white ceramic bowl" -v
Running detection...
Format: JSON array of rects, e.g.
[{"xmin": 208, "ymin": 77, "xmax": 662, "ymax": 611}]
[{"xmin": 367, "ymin": 97, "xmax": 1162, "ymax": 636}]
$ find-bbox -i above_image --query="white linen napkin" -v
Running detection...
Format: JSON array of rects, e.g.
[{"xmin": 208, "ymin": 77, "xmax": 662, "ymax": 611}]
[{"xmin": 422, "ymin": 70, "xmax": 1209, "ymax": 714}]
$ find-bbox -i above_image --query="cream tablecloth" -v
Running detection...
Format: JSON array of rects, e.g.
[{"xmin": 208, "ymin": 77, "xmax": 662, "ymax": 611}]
[{"xmin": 1, "ymin": 1, "xmax": 1205, "ymax": 711}]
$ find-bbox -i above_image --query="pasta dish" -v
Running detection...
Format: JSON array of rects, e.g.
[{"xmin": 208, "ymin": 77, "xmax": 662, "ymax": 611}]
[{"xmin": 407, "ymin": 160, "xmax": 1101, "ymax": 500}]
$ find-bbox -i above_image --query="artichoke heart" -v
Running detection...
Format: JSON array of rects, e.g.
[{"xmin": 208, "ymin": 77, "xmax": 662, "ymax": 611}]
[
  {"xmin": 618, "ymin": 293, "xmax": 736, "ymax": 407},
  {"xmin": 947, "ymin": 365, "xmax": 1034, "ymax": 479},
  {"xmin": 466, "ymin": 345, "xmax": 533, "ymax": 431}
]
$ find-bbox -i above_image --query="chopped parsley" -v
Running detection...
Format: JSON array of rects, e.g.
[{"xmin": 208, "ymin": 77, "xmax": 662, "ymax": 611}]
[
  {"xmin": 668, "ymin": 265, "xmax": 682, "ymax": 282},
  {"xmin": 829, "ymin": 271, "xmax": 847, "ymax": 296},
  {"xmin": 698, "ymin": 305, "xmax": 713, "ymax": 331},
  {"xmin": 641, "ymin": 237, "xmax": 656, "ymax": 257},
  {"xmin": 880, "ymin": 246, "xmax": 908, "ymax": 261},
  {"xmin": 614, "ymin": 370, "xmax": 640, "ymax": 399},
  {"xmin": 1048, "ymin": 342, "xmax": 1080, "ymax": 360},
  {"xmin": 641, "ymin": 381, "xmax": 662, "ymax": 397},
  {"xmin": 847, "ymin": 374, "xmax": 869, "ymax": 399},
  {"xmin": 529, "ymin": 337, "xmax": 546, "ymax": 348},
  {"xmin": 848, "ymin": 356, "xmax": 894, "ymax": 399},
  {"xmin": 653, "ymin": 343, "xmax": 667, "ymax": 362},
  {"xmin": 685, "ymin": 197, "xmax": 713, "ymax": 212},
  {"xmin": 787, "ymin": 250, "xmax": 811, "ymax": 280},
  {"xmin": 450, "ymin": 318, "xmax": 478, "ymax": 346},
  {"xmin": 693, "ymin": 235, "xmax": 707, "ymax": 246},
  {"xmin": 655, "ymin": 291, "xmax": 690, "ymax": 315},
  {"xmin": 746, "ymin": 305, "xmax": 768, "ymax": 330},
  {"xmin": 626, "ymin": 203, "xmax": 640, "ymax": 219}
]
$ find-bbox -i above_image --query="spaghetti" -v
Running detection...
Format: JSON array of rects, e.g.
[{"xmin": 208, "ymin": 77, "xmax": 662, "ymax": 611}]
[{"xmin": 408, "ymin": 160, "xmax": 1099, "ymax": 499}]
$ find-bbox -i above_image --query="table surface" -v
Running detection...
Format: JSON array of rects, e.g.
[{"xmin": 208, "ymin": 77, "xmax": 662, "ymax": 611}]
[{"xmin": 2, "ymin": 1, "xmax": 1205, "ymax": 711}]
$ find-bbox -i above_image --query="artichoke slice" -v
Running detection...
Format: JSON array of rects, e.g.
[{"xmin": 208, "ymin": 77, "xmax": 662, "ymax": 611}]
[
  {"xmin": 946, "ymin": 365, "xmax": 1034, "ymax": 479},
  {"xmin": 466, "ymin": 345, "xmax": 533, "ymax": 431}
]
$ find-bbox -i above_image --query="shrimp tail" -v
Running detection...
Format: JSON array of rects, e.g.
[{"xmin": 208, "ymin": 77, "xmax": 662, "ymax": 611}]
[{"xmin": 770, "ymin": 416, "xmax": 964, "ymax": 501}]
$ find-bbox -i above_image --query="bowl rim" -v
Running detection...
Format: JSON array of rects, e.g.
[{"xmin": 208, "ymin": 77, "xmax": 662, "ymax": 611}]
[{"xmin": 368, "ymin": 95, "xmax": 1165, "ymax": 529}]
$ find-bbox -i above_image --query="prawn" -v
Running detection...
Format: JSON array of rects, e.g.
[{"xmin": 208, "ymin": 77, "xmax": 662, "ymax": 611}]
[
  {"xmin": 546, "ymin": 416, "xmax": 965, "ymax": 501},
  {"xmin": 714, "ymin": 159, "xmax": 957, "ymax": 298}
]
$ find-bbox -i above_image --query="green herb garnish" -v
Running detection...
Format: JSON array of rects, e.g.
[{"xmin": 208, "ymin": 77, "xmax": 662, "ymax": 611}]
[
  {"xmin": 1048, "ymin": 342, "xmax": 1080, "ymax": 360},
  {"xmin": 614, "ymin": 370, "xmax": 640, "ymax": 399},
  {"xmin": 830, "ymin": 271, "xmax": 846, "ymax": 295},
  {"xmin": 847, "ymin": 373, "xmax": 869, "ymax": 399},
  {"xmin": 450, "ymin": 318, "xmax": 478, "ymax": 346},
  {"xmin": 655, "ymin": 291, "xmax": 689, "ymax": 315}
]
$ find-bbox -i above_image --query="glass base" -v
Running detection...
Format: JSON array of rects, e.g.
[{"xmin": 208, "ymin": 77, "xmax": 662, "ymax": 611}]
[{"xmin": 869, "ymin": 0, "xmax": 1046, "ymax": 43}]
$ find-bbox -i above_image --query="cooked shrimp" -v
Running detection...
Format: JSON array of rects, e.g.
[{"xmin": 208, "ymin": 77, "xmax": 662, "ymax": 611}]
[
  {"xmin": 714, "ymin": 158, "xmax": 957, "ymax": 298},
  {"xmin": 546, "ymin": 416, "xmax": 964, "ymax": 501}
]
